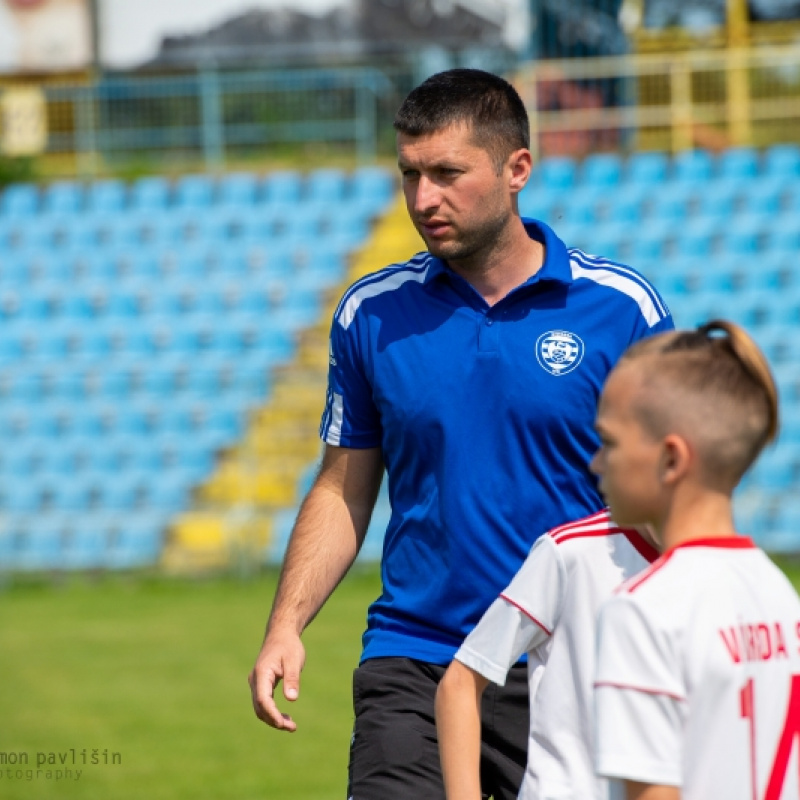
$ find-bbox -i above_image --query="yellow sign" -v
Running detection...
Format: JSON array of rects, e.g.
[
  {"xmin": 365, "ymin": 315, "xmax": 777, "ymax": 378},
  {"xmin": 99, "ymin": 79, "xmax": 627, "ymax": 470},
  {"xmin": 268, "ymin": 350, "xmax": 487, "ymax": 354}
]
[{"xmin": 1, "ymin": 86, "xmax": 47, "ymax": 157}]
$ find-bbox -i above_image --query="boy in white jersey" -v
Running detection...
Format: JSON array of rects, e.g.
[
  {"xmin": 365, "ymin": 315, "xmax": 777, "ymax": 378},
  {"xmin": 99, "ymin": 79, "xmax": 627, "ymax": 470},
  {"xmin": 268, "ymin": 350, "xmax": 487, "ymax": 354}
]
[
  {"xmin": 435, "ymin": 507, "xmax": 659, "ymax": 799},
  {"xmin": 591, "ymin": 319, "xmax": 800, "ymax": 800}
]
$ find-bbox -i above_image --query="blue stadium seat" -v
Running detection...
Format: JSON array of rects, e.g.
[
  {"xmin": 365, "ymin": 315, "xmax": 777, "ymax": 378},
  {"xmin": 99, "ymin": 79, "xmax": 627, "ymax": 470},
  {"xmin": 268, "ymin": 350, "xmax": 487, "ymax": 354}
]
[
  {"xmin": 62, "ymin": 523, "xmax": 109, "ymax": 570},
  {"xmin": 145, "ymin": 476, "xmax": 191, "ymax": 513},
  {"xmin": 742, "ymin": 178, "xmax": 787, "ymax": 218},
  {"xmin": 105, "ymin": 516, "xmax": 164, "ymax": 569},
  {"xmin": 763, "ymin": 143, "xmax": 800, "ymax": 178},
  {"xmin": 86, "ymin": 179, "xmax": 127, "ymax": 213},
  {"xmin": 262, "ymin": 170, "xmax": 302, "ymax": 205},
  {"xmin": 672, "ymin": 149, "xmax": 714, "ymax": 183},
  {"xmin": 175, "ymin": 174, "xmax": 215, "ymax": 208},
  {"xmin": 763, "ymin": 223, "xmax": 800, "ymax": 256},
  {"xmin": 42, "ymin": 180, "xmax": 84, "ymax": 215},
  {"xmin": 1, "ymin": 183, "xmax": 39, "ymax": 218},
  {"xmin": 717, "ymin": 147, "xmax": 760, "ymax": 180},
  {"xmin": 748, "ymin": 448, "xmax": 800, "ymax": 491},
  {"xmin": 624, "ymin": 151, "xmax": 669, "ymax": 185},
  {"xmin": 580, "ymin": 153, "xmax": 622, "ymax": 187},
  {"xmin": 219, "ymin": 172, "xmax": 258, "ymax": 207},
  {"xmin": 130, "ymin": 176, "xmax": 170, "ymax": 210},
  {"xmin": 518, "ymin": 190, "xmax": 557, "ymax": 222},
  {"xmin": 673, "ymin": 219, "xmax": 718, "ymax": 259},
  {"xmin": 717, "ymin": 216, "xmax": 764, "ymax": 256},
  {"xmin": 536, "ymin": 156, "xmax": 576, "ymax": 190},
  {"xmin": 601, "ymin": 185, "xmax": 646, "ymax": 224},
  {"xmin": 306, "ymin": 168, "xmax": 347, "ymax": 203},
  {"xmin": 2, "ymin": 480, "xmax": 46, "ymax": 513},
  {"xmin": 15, "ymin": 519, "xmax": 65, "ymax": 571},
  {"xmin": 49, "ymin": 478, "xmax": 95, "ymax": 512},
  {"xmin": 646, "ymin": 183, "xmax": 693, "ymax": 221},
  {"xmin": 350, "ymin": 166, "xmax": 395, "ymax": 213},
  {"xmin": 695, "ymin": 180, "xmax": 741, "ymax": 219},
  {"xmin": 97, "ymin": 474, "xmax": 143, "ymax": 511}
]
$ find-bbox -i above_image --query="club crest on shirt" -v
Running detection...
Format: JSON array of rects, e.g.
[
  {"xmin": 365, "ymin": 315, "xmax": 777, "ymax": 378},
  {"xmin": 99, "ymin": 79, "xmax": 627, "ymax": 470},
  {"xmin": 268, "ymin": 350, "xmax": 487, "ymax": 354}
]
[{"xmin": 536, "ymin": 330, "xmax": 585, "ymax": 376}]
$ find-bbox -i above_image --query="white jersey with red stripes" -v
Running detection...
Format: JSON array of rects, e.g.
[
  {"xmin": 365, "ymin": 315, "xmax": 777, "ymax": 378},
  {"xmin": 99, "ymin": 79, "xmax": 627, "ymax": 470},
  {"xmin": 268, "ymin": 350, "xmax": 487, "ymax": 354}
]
[
  {"xmin": 454, "ymin": 508, "xmax": 658, "ymax": 800},
  {"xmin": 594, "ymin": 537, "xmax": 800, "ymax": 800}
]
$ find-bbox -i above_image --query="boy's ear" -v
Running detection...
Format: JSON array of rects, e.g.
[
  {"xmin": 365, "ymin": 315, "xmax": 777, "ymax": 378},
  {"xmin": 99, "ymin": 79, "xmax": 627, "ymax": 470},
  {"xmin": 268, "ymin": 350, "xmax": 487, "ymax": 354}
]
[{"xmin": 660, "ymin": 434, "xmax": 692, "ymax": 486}]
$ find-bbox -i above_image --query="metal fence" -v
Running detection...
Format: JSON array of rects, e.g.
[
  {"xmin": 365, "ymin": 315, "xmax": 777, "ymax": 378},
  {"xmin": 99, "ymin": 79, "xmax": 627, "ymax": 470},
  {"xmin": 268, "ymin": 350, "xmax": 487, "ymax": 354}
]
[
  {"xmin": 1, "ymin": 66, "xmax": 415, "ymax": 176},
  {"xmin": 5, "ymin": 44, "xmax": 800, "ymax": 178},
  {"xmin": 513, "ymin": 43, "xmax": 800, "ymax": 158}
]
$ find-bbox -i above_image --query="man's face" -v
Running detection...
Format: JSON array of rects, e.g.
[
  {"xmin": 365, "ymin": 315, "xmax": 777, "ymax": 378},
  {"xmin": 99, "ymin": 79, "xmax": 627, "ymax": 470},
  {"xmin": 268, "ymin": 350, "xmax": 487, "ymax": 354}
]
[
  {"xmin": 396, "ymin": 123, "xmax": 516, "ymax": 267},
  {"xmin": 590, "ymin": 364, "xmax": 666, "ymax": 531}
]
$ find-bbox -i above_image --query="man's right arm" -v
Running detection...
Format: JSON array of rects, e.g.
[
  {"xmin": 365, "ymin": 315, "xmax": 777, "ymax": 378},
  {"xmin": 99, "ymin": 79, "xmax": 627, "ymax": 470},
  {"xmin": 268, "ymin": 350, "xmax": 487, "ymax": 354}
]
[{"xmin": 248, "ymin": 443, "xmax": 383, "ymax": 732}]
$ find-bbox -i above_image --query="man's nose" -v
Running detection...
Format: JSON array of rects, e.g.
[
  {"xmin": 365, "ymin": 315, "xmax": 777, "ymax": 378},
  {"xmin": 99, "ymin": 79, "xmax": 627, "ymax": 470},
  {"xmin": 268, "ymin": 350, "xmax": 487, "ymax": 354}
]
[{"xmin": 414, "ymin": 176, "xmax": 441, "ymax": 215}]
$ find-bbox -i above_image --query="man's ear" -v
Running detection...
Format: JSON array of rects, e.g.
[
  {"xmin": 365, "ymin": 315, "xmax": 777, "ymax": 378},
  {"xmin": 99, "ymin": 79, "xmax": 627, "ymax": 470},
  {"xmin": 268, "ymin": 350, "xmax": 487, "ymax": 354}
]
[{"xmin": 508, "ymin": 148, "xmax": 532, "ymax": 194}]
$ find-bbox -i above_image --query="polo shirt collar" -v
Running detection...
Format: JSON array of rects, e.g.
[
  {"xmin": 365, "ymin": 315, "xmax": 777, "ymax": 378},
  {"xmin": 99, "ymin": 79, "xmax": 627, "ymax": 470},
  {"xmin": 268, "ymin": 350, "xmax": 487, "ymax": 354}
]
[{"xmin": 422, "ymin": 216, "xmax": 573, "ymax": 288}]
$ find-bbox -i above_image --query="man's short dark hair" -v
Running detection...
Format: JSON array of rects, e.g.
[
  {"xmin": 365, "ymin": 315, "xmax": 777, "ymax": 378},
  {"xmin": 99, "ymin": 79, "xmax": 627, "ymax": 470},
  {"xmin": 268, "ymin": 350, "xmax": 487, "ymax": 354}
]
[{"xmin": 394, "ymin": 68, "xmax": 530, "ymax": 171}]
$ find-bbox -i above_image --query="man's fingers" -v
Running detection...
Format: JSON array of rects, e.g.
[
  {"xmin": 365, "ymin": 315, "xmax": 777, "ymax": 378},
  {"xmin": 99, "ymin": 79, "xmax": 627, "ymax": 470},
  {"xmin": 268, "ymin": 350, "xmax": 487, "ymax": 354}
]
[
  {"xmin": 249, "ymin": 663, "xmax": 299, "ymax": 732},
  {"xmin": 282, "ymin": 666, "xmax": 301, "ymax": 701}
]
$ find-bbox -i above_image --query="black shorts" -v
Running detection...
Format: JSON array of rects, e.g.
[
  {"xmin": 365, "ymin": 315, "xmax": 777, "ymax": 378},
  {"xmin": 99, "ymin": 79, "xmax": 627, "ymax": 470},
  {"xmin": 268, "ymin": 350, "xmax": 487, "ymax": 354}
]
[{"xmin": 347, "ymin": 656, "xmax": 529, "ymax": 800}]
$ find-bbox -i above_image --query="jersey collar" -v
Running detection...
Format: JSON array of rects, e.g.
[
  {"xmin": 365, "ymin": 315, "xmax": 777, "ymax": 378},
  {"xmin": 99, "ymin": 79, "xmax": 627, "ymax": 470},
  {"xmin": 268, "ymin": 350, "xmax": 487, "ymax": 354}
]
[
  {"xmin": 668, "ymin": 536, "xmax": 757, "ymax": 553},
  {"xmin": 422, "ymin": 216, "xmax": 573, "ymax": 288}
]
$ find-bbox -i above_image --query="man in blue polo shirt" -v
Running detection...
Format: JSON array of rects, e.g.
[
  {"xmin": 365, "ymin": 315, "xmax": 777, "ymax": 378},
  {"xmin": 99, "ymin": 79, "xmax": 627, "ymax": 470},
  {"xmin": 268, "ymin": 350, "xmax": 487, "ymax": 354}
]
[{"xmin": 249, "ymin": 68, "xmax": 673, "ymax": 799}]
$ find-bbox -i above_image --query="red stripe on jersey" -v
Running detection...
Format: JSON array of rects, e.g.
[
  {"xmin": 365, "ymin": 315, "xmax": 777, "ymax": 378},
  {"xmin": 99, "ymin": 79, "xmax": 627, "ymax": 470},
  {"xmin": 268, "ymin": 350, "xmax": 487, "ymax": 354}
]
[
  {"xmin": 548, "ymin": 508, "xmax": 611, "ymax": 541},
  {"xmin": 549, "ymin": 510, "xmax": 657, "ymax": 563},
  {"xmin": 594, "ymin": 680, "xmax": 686, "ymax": 703},
  {"xmin": 500, "ymin": 593, "xmax": 553, "ymax": 636},
  {"xmin": 618, "ymin": 549, "xmax": 677, "ymax": 594},
  {"xmin": 671, "ymin": 536, "xmax": 756, "ymax": 551},
  {"xmin": 622, "ymin": 530, "xmax": 659, "ymax": 563}
]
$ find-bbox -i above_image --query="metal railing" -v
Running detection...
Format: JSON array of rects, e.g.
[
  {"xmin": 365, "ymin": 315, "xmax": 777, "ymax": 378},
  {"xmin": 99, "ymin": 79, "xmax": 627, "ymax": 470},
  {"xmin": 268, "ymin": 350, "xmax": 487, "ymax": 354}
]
[
  {"xmin": 513, "ymin": 44, "xmax": 800, "ymax": 157},
  {"xmin": 2, "ymin": 66, "xmax": 412, "ymax": 176},
  {"xmin": 5, "ymin": 45, "xmax": 800, "ymax": 177}
]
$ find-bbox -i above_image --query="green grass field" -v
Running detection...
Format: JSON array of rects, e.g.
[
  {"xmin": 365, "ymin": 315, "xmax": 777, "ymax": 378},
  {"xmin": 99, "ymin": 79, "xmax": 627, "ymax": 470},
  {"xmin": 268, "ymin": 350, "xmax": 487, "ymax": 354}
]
[
  {"xmin": 2, "ymin": 556, "xmax": 799, "ymax": 799},
  {"xmin": 0, "ymin": 566, "xmax": 381, "ymax": 800}
]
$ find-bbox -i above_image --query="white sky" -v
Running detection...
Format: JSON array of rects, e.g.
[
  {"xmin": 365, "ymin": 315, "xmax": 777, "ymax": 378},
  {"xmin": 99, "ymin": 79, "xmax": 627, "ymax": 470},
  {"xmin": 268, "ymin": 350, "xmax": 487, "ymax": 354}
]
[{"xmin": 100, "ymin": 0, "xmax": 527, "ymax": 68}]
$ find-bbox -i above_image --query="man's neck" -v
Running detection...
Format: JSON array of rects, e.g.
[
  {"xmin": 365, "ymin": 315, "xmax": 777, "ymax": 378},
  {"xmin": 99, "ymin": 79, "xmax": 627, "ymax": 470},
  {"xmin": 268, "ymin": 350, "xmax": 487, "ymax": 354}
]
[{"xmin": 447, "ymin": 222, "xmax": 546, "ymax": 307}]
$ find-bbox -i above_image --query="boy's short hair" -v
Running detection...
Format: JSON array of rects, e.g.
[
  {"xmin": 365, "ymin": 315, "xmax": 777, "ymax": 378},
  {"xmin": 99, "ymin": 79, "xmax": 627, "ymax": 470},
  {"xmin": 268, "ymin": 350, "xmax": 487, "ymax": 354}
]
[{"xmin": 394, "ymin": 68, "xmax": 530, "ymax": 172}]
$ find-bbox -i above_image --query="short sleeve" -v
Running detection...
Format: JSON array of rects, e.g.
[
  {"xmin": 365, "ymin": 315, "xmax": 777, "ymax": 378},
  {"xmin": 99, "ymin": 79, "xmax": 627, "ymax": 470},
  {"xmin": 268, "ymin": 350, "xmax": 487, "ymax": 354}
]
[
  {"xmin": 593, "ymin": 595, "xmax": 685, "ymax": 786},
  {"xmin": 501, "ymin": 534, "xmax": 568, "ymax": 636},
  {"xmin": 454, "ymin": 535, "xmax": 566, "ymax": 685},
  {"xmin": 319, "ymin": 313, "xmax": 382, "ymax": 448}
]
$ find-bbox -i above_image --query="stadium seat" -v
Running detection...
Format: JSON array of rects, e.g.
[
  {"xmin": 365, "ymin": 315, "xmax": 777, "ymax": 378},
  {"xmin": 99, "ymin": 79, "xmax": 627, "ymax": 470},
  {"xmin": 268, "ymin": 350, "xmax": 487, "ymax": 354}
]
[
  {"xmin": 262, "ymin": 170, "xmax": 302, "ymax": 205},
  {"xmin": 672, "ymin": 149, "xmax": 714, "ymax": 183},
  {"xmin": 306, "ymin": 168, "xmax": 347, "ymax": 203},
  {"xmin": 763, "ymin": 143, "xmax": 800, "ymax": 178},
  {"xmin": 624, "ymin": 151, "xmax": 669, "ymax": 185},
  {"xmin": 716, "ymin": 147, "xmax": 760, "ymax": 180},
  {"xmin": 579, "ymin": 153, "xmax": 622, "ymax": 187},
  {"xmin": 175, "ymin": 174, "xmax": 215, "ymax": 208},
  {"xmin": 350, "ymin": 166, "xmax": 395, "ymax": 212},
  {"xmin": 86, "ymin": 179, "xmax": 127, "ymax": 213},
  {"xmin": 130, "ymin": 176, "xmax": 171, "ymax": 210},
  {"xmin": 42, "ymin": 181, "xmax": 84, "ymax": 215},
  {"xmin": 15, "ymin": 519, "xmax": 65, "ymax": 571},
  {"xmin": 717, "ymin": 216, "xmax": 764, "ymax": 256},
  {"xmin": 105, "ymin": 516, "xmax": 164, "ymax": 569},
  {"xmin": 1, "ymin": 183, "xmax": 39, "ymax": 218},
  {"xmin": 536, "ymin": 156, "xmax": 576, "ymax": 190},
  {"xmin": 218, "ymin": 172, "xmax": 258, "ymax": 207},
  {"xmin": 695, "ymin": 181, "xmax": 741, "ymax": 220},
  {"xmin": 646, "ymin": 183, "xmax": 693, "ymax": 222},
  {"xmin": 62, "ymin": 523, "xmax": 110, "ymax": 570}
]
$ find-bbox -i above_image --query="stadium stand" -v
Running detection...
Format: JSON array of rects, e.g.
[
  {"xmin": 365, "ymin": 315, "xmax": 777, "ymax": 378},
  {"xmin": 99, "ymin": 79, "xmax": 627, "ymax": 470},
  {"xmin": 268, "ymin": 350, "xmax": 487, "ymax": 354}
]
[
  {"xmin": 2, "ymin": 144, "xmax": 800, "ymax": 572},
  {"xmin": 0, "ymin": 166, "xmax": 396, "ymax": 573}
]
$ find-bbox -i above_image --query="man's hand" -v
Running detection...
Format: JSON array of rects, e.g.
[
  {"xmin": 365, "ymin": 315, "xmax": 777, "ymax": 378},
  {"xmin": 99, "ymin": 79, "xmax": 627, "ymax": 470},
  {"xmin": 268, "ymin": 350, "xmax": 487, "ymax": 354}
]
[{"xmin": 248, "ymin": 629, "xmax": 306, "ymax": 732}]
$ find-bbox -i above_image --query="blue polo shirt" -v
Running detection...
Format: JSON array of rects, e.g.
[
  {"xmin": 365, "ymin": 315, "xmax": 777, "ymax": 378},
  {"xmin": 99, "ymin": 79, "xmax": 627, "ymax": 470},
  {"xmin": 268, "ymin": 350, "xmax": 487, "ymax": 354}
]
[{"xmin": 320, "ymin": 219, "xmax": 673, "ymax": 665}]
